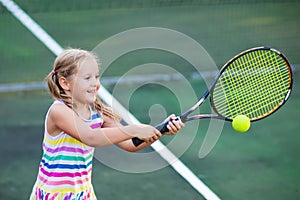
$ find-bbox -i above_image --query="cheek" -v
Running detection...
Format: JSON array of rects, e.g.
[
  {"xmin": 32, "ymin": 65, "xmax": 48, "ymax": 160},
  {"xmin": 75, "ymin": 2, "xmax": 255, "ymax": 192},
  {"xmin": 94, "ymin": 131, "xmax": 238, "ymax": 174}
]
[{"xmin": 72, "ymin": 80, "xmax": 86, "ymax": 93}]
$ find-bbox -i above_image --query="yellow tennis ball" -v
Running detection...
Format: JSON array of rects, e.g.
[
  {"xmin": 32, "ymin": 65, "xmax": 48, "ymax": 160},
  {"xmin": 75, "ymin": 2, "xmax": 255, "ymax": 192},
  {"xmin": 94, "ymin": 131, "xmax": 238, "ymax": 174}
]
[{"xmin": 232, "ymin": 115, "xmax": 251, "ymax": 133}]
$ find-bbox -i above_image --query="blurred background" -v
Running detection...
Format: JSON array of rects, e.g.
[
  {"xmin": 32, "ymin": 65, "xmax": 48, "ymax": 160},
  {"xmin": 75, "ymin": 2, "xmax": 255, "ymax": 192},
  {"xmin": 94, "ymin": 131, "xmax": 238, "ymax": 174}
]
[{"xmin": 0, "ymin": 0, "xmax": 299, "ymax": 199}]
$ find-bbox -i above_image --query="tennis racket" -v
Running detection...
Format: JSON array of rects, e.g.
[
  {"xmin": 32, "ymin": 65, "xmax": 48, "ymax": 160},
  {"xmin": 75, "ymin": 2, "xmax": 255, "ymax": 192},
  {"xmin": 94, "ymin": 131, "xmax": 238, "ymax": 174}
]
[{"xmin": 132, "ymin": 46, "xmax": 293, "ymax": 147}]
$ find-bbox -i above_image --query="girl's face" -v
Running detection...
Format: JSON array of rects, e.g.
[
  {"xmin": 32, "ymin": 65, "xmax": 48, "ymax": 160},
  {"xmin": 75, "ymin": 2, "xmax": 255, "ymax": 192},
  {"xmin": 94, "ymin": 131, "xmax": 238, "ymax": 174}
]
[{"xmin": 69, "ymin": 57, "xmax": 100, "ymax": 107}]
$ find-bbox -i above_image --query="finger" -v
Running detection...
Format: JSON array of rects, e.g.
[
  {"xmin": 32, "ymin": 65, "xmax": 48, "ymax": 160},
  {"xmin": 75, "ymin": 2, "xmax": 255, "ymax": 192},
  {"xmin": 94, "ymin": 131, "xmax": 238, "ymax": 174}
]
[
  {"xmin": 172, "ymin": 120, "xmax": 183, "ymax": 130},
  {"xmin": 164, "ymin": 114, "xmax": 177, "ymax": 123},
  {"xmin": 168, "ymin": 121, "xmax": 177, "ymax": 130},
  {"xmin": 167, "ymin": 123, "xmax": 177, "ymax": 134},
  {"xmin": 154, "ymin": 129, "xmax": 162, "ymax": 137},
  {"xmin": 143, "ymin": 138, "xmax": 150, "ymax": 143},
  {"xmin": 169, "ymin": 114, "xmax": 177, "ymax": 120},
  {"xmin": 173, "ymin": 118, "xmax": 185, "ymax": 128},
  {"xmin": 173, "ymin": 121, "xmax": 183, "ymax": 130},
  {"xmin": 152, "ymin": 134, "xmax": 160, "ymax": 142},
  {"xmin": 153, "ymin": 134, "xmax": 159, "ymax": 140}
]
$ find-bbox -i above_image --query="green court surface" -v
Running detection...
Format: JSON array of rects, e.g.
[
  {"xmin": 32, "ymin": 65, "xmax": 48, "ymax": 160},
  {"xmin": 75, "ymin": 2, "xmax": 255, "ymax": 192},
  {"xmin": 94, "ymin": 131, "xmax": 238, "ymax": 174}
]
[{"xmin": 0, "ymin": 1, "xmax": 299, "ymax": 199}]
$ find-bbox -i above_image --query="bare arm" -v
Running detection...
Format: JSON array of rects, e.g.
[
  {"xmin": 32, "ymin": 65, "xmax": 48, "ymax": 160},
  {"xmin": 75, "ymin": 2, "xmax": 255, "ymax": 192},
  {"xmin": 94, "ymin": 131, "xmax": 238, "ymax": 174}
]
[
  {"xmin": 48, "ymin": 103, "xmax": 161, "ymax": 147},
  {"xmin": 103, "ymin": 114, "xmax": 184, "ymax": 152}
]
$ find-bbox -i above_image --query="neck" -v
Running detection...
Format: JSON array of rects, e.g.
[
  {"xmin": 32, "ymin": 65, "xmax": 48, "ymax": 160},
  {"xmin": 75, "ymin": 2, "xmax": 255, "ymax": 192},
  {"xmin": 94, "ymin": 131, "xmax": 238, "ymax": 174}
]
[{"xmin": 73, "ymin": 103, "xmax": 91, "ymax": 120}]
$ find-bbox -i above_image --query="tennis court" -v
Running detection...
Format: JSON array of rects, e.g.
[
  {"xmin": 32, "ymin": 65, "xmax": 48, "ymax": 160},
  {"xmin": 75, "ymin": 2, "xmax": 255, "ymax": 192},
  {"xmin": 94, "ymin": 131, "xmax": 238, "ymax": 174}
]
[{"xmin": 1, "ymin": 1, "xmax": 300, "ymax": 199}]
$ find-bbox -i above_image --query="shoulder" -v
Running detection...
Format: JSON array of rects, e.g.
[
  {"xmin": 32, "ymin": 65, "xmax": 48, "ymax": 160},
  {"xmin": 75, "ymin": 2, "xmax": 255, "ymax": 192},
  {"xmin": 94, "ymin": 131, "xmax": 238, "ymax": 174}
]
[
  {"xmin": 46, "ymin": 102, "xmax": 73, "ymax": 136},
  {"xmin": 47, "ymin": 101, "xmax": 82, "ymax": 137},
  {"xmin": 48, "ymin": 101, "xmax": 73, "ymax": 122}
]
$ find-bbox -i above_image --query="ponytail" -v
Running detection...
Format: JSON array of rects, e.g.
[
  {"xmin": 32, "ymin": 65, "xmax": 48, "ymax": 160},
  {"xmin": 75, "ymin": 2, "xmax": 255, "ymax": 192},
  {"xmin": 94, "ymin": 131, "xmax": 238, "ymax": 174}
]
[
  {"xmin": 47, "ymin": 71, "xmax": 73, "ymax": 109},
  {"xmin": 94, "ymin": 97, "xmax": 121, "ymax": 121}
]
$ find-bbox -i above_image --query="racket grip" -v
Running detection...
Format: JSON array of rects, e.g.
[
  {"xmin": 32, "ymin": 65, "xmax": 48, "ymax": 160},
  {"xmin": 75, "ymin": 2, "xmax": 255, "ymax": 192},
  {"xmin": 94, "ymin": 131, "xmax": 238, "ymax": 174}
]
[
  {"xmin": 132, "ymin": 137, "xmax": 144, "ymax": 146},
  {"xmin": 132, "ymin": 120, "xmax": 172, "ymax": 147}
]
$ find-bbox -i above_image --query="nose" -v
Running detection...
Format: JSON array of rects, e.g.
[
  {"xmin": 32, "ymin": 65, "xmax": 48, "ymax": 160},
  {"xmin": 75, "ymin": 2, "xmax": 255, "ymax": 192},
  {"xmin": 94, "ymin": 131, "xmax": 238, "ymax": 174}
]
[
  {"xmin": 93, "ymin": 77, "xmax": 100, "ymax": 88},
  {"xmin": 91, "ymin": 76, "xmax": 98, "ymax": 84}
]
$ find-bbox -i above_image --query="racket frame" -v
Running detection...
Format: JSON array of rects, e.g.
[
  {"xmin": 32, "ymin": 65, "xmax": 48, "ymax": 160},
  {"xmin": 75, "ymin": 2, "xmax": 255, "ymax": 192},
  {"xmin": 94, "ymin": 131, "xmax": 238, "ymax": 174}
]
[
  {"xmin": 132, "ymin": 46, "xmax": 293, "ymax": 146},
  {"xmin": 208, "ymin": 46, "xmax": 293, "ymax": 122}
]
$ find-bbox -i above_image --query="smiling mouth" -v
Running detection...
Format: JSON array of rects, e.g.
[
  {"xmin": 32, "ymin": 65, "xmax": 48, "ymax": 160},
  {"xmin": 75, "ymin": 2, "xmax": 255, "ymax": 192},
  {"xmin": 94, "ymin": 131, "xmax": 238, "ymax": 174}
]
[{"xmin": 87, "ymin": 89, "xmax": 97, "ymax": 94}]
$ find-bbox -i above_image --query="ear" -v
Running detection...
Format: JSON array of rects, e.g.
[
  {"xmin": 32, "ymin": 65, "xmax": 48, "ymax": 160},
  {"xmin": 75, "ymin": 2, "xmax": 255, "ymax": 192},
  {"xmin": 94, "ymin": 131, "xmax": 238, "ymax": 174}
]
[{"xmin": 58, "ymin": 77, "xmax": 71, "ymax": 91}]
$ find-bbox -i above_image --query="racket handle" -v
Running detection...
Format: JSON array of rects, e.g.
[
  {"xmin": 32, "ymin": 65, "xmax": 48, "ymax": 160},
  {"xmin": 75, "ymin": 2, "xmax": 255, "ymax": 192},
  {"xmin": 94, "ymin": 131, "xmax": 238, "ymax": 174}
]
[
  {"xmin": 132, "ymin": 120, "xmax": 173, "ymax": 147},
  {"xmin": 132, "ymin": 137, "xmax": 144, "ymax": 146}
]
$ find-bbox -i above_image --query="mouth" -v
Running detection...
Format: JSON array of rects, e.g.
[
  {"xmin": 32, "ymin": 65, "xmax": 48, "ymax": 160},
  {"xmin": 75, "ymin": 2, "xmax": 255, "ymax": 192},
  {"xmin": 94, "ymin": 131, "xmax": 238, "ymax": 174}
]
[{"xmin": 87, "ymin": 89, "xmax": 97, "ymax": 95}]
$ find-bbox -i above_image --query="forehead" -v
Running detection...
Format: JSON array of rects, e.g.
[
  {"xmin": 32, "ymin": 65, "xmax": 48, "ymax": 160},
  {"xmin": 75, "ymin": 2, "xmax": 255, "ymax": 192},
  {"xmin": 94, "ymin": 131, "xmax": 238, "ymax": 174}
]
[{"xmin": 77, "ymin": 57, "xmax": 99, "ymax": 74}]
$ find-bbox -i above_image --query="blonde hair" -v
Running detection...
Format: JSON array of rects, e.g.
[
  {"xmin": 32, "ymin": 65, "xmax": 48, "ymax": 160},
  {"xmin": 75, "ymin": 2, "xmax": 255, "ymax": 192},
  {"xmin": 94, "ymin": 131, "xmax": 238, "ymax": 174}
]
[{"xmin": 47, "ymin": 48, "xmax": 120, "ymax": 120}]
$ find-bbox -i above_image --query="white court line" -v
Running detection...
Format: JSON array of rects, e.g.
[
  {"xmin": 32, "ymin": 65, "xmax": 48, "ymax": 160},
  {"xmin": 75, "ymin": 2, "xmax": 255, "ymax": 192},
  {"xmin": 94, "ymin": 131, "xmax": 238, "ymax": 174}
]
[
  {"xmin": 0, "ymin": 0, "xmax": 63, "ymax": 55},
  {"xmin": 0, "ymin": 0, "xmax": 221, "ymax": 199}
]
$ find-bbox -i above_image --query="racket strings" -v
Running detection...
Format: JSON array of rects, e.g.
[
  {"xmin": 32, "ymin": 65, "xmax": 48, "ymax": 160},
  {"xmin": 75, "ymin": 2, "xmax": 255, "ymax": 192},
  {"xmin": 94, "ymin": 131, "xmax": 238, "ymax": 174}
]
[
  {"xmin": 228, "ymin": 51, "xmax": 289, "ymax": 118},
  {"xmin": 212, "ymin": 49, "xmax": 291, "ymax": 120},
  {"xmin": 232, "ymin": 52, "xmax": 289, "ymax": 118}
]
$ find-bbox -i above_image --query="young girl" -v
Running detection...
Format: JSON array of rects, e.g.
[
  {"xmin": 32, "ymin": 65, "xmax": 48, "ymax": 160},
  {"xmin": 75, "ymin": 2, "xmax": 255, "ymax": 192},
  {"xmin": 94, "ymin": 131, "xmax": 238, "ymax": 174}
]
[{"xmin": 30, "ymin": 48, "xmax": 184, "ymax": 200}]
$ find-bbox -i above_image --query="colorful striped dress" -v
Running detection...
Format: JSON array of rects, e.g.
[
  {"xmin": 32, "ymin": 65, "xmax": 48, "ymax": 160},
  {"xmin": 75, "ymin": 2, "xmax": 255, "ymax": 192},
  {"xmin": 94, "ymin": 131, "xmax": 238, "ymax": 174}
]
[{"xmin": 30, "ymin": 101, "xmax": 103, "ymax": 200}]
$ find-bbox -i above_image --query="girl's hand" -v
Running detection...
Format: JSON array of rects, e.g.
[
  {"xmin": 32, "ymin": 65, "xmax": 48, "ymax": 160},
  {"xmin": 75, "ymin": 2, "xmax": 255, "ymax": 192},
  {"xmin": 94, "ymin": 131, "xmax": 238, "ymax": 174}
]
[
  {"xmin": 164, "ymin": 114, "xmax": 185, "ymax": 135},
  {"xmin": 133, "ymin": 124, "xmax": 162, "ymax": 143}
]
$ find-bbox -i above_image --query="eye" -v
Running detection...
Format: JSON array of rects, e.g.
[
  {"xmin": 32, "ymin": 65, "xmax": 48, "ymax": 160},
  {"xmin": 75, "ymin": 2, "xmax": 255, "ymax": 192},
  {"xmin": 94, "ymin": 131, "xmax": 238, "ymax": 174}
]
[
  {"xmin": 84, "ymin": 76, "xmax": 91, "ymax": 80},
  {"xmin": 95, "ymin": 75, "xmax": 100, "ymax": 79}
]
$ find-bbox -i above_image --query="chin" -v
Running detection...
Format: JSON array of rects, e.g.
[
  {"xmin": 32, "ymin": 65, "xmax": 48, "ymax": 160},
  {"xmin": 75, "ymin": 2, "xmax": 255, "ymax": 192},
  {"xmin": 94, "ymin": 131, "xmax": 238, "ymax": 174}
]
[{"xmin": 87, "ymin": 96, "xmax": 97, "ymax": 104}]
